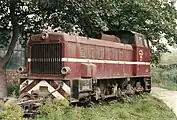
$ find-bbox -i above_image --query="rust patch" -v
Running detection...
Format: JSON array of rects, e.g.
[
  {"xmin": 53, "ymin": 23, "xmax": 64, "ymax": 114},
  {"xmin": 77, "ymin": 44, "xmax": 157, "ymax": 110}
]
[
  {"xmin": 50, "ymin": 81, "xmax": 69, "ymax": 97},
  {"xmin": 20, "ymin": 81, "xmax": 37, "ymax": 94}
]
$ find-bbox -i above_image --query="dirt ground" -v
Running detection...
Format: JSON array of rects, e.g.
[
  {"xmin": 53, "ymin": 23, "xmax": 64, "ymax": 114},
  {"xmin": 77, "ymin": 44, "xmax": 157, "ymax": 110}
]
[{"xmin": 151, "ymin": 87, "xmax": 177, "ymax": 117}]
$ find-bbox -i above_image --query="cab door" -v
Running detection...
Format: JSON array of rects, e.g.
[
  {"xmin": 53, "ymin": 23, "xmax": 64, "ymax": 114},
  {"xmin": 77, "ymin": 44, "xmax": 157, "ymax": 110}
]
[{"xmin": 133, "ymin": 34, "xmax": 149, "ymax": 76}]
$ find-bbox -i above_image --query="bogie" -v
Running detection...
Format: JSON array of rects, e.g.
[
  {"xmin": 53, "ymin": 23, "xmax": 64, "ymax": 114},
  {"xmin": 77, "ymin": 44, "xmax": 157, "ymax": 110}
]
[{"xmin": 89, "ymin": 77, "xmax": 151, "ymax": 102}]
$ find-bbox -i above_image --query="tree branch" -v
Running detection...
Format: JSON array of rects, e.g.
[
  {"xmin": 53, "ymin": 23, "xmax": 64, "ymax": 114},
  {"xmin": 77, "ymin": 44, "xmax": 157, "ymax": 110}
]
[{"xmin": 2, "ymin": 0, "xmax": 20, "ymax": 68}]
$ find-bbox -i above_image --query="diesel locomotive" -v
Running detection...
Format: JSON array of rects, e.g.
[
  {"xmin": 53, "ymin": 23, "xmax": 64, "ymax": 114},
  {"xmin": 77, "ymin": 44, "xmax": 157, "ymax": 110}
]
[{"xmin": 18, "ymin": 30, "xmax": 151, "ymax": 103}]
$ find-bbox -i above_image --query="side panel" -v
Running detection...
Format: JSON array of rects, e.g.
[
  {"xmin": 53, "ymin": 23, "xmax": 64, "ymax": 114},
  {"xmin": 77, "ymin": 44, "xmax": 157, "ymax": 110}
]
[
  {"xmin": 63, "ymin": 40, "xmax": 149, "ymax": 79},
  {"xmin": 64, "ymin": 41, "xmax": 78, "ymax": 78},
  {"xmin": 123, "ymin": 46, "xmax": 133, "ymax": 76}
]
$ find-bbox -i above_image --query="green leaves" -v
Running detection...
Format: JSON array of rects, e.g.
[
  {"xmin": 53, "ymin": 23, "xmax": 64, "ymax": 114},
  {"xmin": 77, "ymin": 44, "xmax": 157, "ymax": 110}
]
[
  {"xmin": 0, "ymin": 100, "xmax": 24, "ymax": 120},
  {"xmin": 105, "ymin": 0, "xmax": 177, "ymax": 64},
  {"xmin": 0, "ymin": 30, "xmax": 11, "ymax": 48}
]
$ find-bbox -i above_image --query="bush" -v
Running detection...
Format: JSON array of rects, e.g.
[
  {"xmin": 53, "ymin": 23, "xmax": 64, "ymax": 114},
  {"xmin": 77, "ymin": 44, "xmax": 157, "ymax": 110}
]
[
  {"xmin": 151, "ymin": 67, "xmax": 177, "ymax": 90},
  {"xmin": 161, "ymin": 68, "xmax": 177, "ymax": 83},
  {"xmin": 150, "ymin": 67, "xmax": 164, "ymax": 83},
  {"xmin": 0, "ymin": 99, "xmax": 24, "ymax": 120},
  {"xmin": 7, "ymin": 83, "xmax": 19, "ymax": 97},
  {"xmin": 36, "ymin": 99, "xmax": 82, "ymax": 120}
]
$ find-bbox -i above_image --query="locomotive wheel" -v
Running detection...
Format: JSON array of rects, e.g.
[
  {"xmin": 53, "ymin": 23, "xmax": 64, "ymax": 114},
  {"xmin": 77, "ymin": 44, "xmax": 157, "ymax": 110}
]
[
  {"xmin": 135, "ymin": 82, "xmax": 144, "ymax": 93},
  {"xmin": 19, "ymin": 93, "xmax": 34, "ymax": 101}
]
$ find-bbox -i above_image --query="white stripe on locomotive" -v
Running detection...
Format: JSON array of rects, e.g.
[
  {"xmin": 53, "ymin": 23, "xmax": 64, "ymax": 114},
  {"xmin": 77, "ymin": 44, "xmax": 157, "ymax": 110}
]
[{"xmin": 27, "ymin": 58, "xmax": 150, "ymax": 65}]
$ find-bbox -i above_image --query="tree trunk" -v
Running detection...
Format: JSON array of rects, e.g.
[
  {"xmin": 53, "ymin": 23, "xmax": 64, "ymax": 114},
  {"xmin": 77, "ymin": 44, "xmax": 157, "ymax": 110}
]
[
  {"xmin": 0, "ymin": 0, "xmax": 19, "ymax": 98},
  {"xmin": 0, "ymin": 63, "xmax": 7, "ymax": 98}
]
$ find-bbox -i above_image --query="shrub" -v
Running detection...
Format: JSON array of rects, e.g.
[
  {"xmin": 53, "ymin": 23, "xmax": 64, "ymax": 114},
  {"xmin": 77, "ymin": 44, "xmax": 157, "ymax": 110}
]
[
  {"xmin": 36, "ymin": 99, "xmax": 82, "ymax": 120},
  {"xmin": 0, "ymin": 99, "xmax": 24, "ymax": 120},
  {"xmin": 151, "ymin": 67, "xmax": 177, "ymax": 90},
  {"xmin": 7, "ymin": 83, "xmax": 19, "ymax": 97}
]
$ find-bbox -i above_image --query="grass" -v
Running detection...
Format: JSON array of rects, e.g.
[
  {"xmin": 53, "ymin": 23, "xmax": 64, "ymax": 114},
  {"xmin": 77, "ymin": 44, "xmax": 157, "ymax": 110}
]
[{"xmin": 34, "ymin": 95, "xmax": 176, "ymax": 120}]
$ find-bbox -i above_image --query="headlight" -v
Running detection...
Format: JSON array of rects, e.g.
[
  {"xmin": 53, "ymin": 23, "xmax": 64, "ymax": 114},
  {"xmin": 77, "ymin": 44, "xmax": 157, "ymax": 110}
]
[
  {"xmin": 61, "ymin": 67, "xmax": 71, "ymax": 75},
  {"xmin": 17, "ymin": 66, "xmax": 27, "ymax": 73},
  {"xmin": 41, "ymin": 33, "xmax": 49, "ymax": 40}
]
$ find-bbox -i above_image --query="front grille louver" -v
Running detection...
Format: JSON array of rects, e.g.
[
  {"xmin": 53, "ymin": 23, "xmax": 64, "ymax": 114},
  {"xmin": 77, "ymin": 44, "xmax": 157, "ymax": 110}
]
[{"xmin": 30, "ymin": 43, "xmax": 62, "ymax": 75}]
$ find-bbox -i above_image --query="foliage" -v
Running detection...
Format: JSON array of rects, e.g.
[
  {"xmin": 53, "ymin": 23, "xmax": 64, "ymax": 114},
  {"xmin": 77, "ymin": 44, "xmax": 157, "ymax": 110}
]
[
  {"xmin": 0, "ymin": 31, "xmax": 11, "ymax": 48},
  {"xmin": 7, "ymin": 83, "xmax": 19, "ymax": 97},
  {"xmin": 37, "ymin": 99, "xmax": 70, "ymax": 115},
  {"xmin": 0, "ymin": 0, "xmax": 177, "ymax": 64},
  {"xmin": 111, "ymin": 0, "xmax": 177, "ymax": 64},
  {"xmin": 0, "ymin": 95, "xmax": 174, "ymax": 120},
  {"xmin": 36, "ymin": 99, "xmax": 81, "ymax": 120},
  {"xmin": 151, "ymin": 50, "xmax": 177, "ymax": 90},
  {"xmin": 35, "ymin": 95, "xmax": 176, "ymax": 120},
  {"xmin": 151, "ymin": 67, "xmax": 177, "ymax": 90},
  {"xmin": 0, "ymin": 100, "xmax": 24, "ymax": 120}
]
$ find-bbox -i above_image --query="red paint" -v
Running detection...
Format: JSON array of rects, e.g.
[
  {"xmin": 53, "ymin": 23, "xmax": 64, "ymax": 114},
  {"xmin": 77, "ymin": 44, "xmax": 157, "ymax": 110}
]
[{"xmin": 26, "ymin": 31, "xmax": 151, "ymax": 80}]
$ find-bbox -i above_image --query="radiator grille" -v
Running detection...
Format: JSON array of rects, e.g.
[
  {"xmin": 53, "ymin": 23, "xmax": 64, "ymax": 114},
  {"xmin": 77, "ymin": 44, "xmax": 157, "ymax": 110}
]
[{"xmin": 30, "ymin": 43, "xmax": 62, "ymax": 75}]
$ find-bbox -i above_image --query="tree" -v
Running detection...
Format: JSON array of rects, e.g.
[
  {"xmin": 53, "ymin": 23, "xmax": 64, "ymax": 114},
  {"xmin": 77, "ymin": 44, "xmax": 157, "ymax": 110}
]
[
  {"xmin": 105, "ymin": 0, "xmax": 177, "ymax": 65},
  {"xmin": 0, "ymin": 0, "xmax": 20, "ymax": 97},
  {"xmin": 34, "ymin": 0, "xmax": 177, "ymax": 65},
  {"xmin": 0, "ymin": 0, "xmax": 43, "ymax": 97},
  {"xmin": 0, "ymin": 0, "xmax": 177, "ymax": 97}
]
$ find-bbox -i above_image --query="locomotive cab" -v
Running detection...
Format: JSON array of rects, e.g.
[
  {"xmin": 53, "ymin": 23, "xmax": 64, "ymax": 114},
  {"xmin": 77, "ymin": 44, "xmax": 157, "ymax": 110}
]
[
  {"xmin": 102, "ymin": 30, "xmax": 148, "ymax": 46},
  {"xmin": 102, "ymin": 30, "xmax": 150, "ymax": 75}
]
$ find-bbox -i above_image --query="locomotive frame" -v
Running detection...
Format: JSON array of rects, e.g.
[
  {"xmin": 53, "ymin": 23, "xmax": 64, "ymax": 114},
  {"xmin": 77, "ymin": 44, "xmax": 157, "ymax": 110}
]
[{"xmin": 18, "ymin": 30, "xmax": 151, "ymax": 103}]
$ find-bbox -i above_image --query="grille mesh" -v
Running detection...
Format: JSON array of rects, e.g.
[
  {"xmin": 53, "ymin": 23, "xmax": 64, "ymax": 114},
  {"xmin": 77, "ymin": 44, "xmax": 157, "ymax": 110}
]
[{"xmin": 30, "ymin": 43, "xmax": 62, "ymax": 75}]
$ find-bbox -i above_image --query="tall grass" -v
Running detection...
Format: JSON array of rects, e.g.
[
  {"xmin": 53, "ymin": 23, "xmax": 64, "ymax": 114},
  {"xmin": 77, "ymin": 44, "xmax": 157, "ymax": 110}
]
[{"xmin": 34, "ymin": 95, "xmax": 176, "ymax": 120}]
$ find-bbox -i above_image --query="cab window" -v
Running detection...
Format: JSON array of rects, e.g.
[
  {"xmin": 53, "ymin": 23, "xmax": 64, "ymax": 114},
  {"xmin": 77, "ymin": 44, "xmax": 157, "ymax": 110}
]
[
  {"xmin": 136, "ymin": 35, "xmax": 144, "ymax": 47},
  {"xmin": 143, "ymin": 38, "xmax": 149, "ymax": 47}
]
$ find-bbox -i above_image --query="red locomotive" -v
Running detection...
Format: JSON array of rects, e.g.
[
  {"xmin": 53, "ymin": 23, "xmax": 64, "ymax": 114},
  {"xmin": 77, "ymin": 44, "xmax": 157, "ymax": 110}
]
[{"xmin": 18, "ymin": 30, "xmax": 151, "ymax": 103}]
